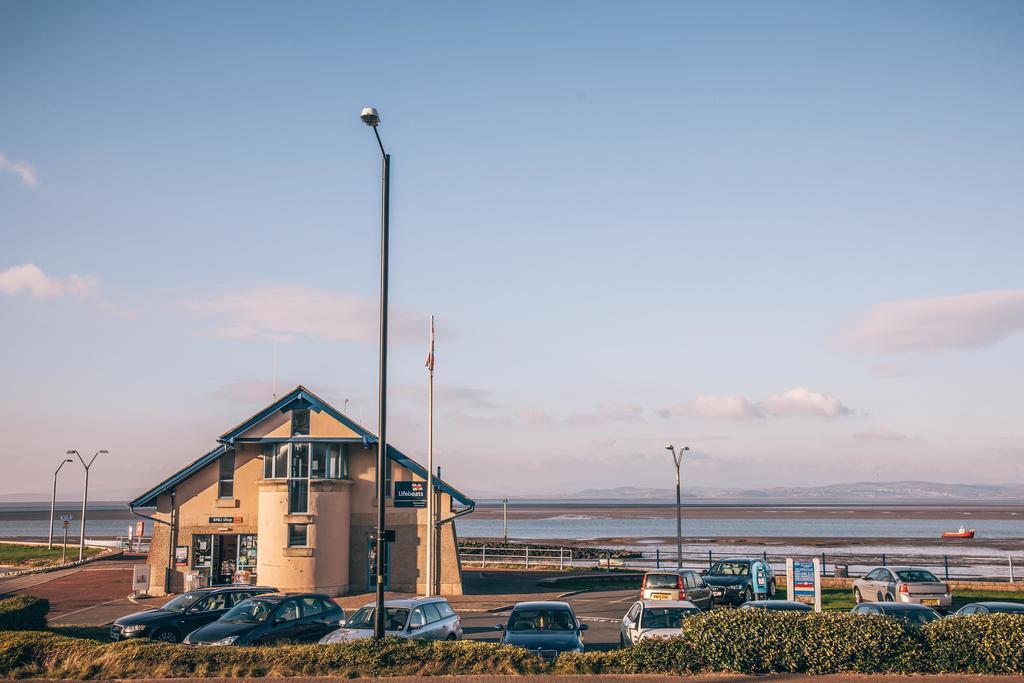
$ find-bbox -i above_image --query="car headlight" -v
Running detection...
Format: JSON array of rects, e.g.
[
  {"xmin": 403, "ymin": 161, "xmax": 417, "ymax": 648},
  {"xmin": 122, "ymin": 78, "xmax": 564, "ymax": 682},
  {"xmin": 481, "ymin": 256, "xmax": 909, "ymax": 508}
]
[
  {"xmin": 122, "ymin": 624, "xmax": 147, "ymax": 633},
  {"xmin": 212, "ymin": 635, "xmax": 239, "ymax": 645}
]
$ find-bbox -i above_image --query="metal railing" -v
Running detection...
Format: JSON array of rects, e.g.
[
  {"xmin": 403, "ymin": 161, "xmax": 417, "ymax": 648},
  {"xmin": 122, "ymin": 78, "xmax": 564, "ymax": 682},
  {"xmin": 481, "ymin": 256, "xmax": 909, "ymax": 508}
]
[
  {"xmin": 116, "ymin": 535, "xmax": 151, "ymax": 552},
  {"xmin": 459, "ymin": 545, "xmax": 573, "ymax": 570}
]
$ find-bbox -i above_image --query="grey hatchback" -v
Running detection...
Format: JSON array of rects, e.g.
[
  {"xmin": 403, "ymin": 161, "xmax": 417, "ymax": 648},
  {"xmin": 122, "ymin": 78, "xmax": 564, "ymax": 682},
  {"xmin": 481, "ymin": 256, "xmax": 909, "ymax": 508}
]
[{"xmin": 850, "ymin": 602, "xmax": 941, "ymax": 627}]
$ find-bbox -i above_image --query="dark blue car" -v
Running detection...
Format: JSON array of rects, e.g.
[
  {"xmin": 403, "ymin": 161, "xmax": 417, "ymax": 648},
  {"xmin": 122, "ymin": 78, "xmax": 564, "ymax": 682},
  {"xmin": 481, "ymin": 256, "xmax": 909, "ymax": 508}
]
[
  {"xmin": 184, "ymin": 593, "xmax": 344, "ymax": 645},
  {"xmin": 495, "ymin": 601, "xmax": 588, "ymax": 661},
  {"xmin": 110, "ymin": 586, "xmax": 277, "ymax": 643}
]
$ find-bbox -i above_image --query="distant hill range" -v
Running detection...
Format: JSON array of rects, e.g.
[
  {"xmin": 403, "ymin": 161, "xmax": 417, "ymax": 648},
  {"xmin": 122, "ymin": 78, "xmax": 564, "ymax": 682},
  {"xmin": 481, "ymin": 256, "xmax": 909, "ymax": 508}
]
[{"xmin": 565, "ymin": 481, "xmax": 1024, "ymax": 501}]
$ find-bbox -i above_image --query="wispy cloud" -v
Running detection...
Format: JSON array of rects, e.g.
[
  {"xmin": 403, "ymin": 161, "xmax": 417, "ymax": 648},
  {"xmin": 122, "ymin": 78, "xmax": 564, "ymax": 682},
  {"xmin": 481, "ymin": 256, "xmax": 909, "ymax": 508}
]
[
  {"xmin": 660, "ymin": 387, "xmax": 852, "ymax": 420},
  {"xmin": 839, "ymin": 290, "xmax": 1024, "ymax": 354},
  {"xmin": 0, "ymin": 263, "xmax": 97, "ymax": 298},
  {"xmin": 0, "ymin": 153, "xmax": 38, "ymax": 188},
  {"xmin": 761, "ymin": 387, "xmax": 851, "ymax": 418},
  {"xmin": 853, "ymin": 427, "xmax": 909, "ymax": 441},
  {"xmin": 393, "ymin": 384, "xmax": 498, "ymax": 410},
  {"xmin": 180, "ymin": 284, "xmax": 426, "ymax": 344}
]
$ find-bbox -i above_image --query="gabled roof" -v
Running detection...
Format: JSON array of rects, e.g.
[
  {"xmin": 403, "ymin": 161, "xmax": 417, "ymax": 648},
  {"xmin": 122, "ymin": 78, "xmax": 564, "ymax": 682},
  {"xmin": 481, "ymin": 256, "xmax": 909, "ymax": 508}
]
[{"xmin": 129, "ymin": 385, "xmax": 474, "ymax": 509}]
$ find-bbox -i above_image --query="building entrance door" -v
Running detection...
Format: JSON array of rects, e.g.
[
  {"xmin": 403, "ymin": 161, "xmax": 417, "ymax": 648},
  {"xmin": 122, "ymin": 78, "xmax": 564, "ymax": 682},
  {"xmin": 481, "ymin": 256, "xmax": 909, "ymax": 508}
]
[
  {"xmin": 366, "ymin": 539, "xmax": 391, "ymax": 591},
  {"xmin": 213, "ymin": 534, "xmax": 239, "ymax": 585}
]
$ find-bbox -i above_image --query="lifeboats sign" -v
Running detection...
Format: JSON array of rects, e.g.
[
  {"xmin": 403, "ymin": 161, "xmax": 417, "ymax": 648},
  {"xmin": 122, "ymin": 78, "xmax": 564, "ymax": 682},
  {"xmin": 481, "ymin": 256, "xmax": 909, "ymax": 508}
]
[{"xmin": 394, "ymin": 481, "xmax": 426, "ymax": 508}]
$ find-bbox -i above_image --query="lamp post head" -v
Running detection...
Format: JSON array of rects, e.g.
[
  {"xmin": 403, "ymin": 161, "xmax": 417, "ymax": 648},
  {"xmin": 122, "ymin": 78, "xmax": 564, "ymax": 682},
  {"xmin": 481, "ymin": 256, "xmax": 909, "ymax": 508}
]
[
  {"xmin": 64, "ymin": 458, "xmax": 73, "ymax": 463},
  {"xmin": 665, "ymin": 445, "xmax": 674, "ymax": 451},
  {"xmin": 66, "ymin": 450, "xmax": 77, "ymax": 455},
  {"xmin": 360, "ymin": 107, "xmax": 381, "ymax": 127},
  {"xmin": 98, "ymin": 450, "xmax": 109, "ymax": 454},
  {"xmin": 683, "ymin": 446, "xmax": 690, "ymax": 452}
]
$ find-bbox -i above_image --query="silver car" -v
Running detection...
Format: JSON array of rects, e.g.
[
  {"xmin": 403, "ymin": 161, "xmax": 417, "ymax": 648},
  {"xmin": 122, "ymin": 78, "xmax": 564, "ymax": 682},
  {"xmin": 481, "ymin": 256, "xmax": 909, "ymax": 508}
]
[
  {"xmin": 620, "ymin": 599, "xmax": 700, "ymax": 647},
  {"xmin": 319, "ymin": 597, "xmax": 462, "ymax": 643},
  {"xmin": 853, "ymin": 566, "xmax": 951, "ymax": 611}
]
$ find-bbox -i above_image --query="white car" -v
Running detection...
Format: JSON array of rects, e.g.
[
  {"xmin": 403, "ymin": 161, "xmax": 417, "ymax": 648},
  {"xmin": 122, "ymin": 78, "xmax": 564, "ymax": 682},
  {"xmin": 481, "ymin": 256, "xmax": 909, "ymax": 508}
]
[
  {"xmin": 619, "ymin": 599, "xmax": 700, "ymax": 646},
  {"xmin": 319, "ymin": 597, "xmax": 462, "ymax": 643},
  {"xmin": 852, "ymin": 566, "xmax": 952, "ymax": 612}
]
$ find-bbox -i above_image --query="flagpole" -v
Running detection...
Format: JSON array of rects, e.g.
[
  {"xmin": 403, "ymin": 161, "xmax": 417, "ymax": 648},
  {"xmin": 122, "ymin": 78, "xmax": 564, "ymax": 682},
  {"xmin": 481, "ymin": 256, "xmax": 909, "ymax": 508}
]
[{"xmin": 426, "ymin": 315, "xmax": 435, "ymax": 596}]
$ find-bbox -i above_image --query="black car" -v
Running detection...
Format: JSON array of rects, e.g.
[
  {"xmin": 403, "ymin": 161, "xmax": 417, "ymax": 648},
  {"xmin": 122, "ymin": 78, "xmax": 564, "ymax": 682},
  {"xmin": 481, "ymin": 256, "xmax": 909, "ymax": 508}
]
[
  {"xmin": 184, "ymin": 592, "xmax": 344, "ymax": 645},
  {"xmin": 496, "ymin": 601, "xmax": 588, "ymax": 661},
  {"xmin": 850, "ymin": 602, "xmax": 941, "ymax": 627},
  {"xmin": 739, "ymin": 600, "xmax": 811, "ymax": 612},
  {"xmin": 954, "ymin": 601, "xmax": 1024, "ymax": 616},
  {"xmin": 110, "ymin": 585, "xmax": 277, "ymax": 643},
  {"xmin": 702, "ymin": 559, "xmax": 776, "ymax": 605}
]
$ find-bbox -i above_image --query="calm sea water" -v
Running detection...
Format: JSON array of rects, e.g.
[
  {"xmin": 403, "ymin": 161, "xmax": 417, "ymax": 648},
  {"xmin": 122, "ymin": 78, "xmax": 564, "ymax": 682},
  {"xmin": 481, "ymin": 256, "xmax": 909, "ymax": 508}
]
[{"xmin": 457, "ymin": 515, "xmax": 1024, "ymax": 541}]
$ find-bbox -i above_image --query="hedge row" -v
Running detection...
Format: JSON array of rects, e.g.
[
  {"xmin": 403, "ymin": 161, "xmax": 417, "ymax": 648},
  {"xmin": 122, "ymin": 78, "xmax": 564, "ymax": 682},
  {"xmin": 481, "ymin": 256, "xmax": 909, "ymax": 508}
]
[
  {"xmin": 2, "ymin": 610, "xmax": 1024, "ymax": 679},
  {"xmin": 0, "ymin": 596, "xmax": 48, "ymax": 631}
]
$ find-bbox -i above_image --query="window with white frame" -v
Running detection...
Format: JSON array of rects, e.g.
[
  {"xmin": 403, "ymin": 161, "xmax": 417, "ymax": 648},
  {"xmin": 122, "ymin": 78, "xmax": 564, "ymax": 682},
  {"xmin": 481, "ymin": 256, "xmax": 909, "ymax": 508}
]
[{"xmin": 218, "ymin": 450, "xmax": 235, "ymax": 498}]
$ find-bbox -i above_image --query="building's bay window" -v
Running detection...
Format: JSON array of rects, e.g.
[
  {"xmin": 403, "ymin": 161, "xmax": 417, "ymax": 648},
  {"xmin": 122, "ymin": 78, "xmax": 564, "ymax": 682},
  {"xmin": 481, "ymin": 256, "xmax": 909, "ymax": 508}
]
[
  {"xmin": 262, "ymin": 442, "xmax": 350, "ymax": 513},
  {"xmin": 311, "ymin": 443, "xmax": 348, "ymax": 479},
  {"xmin": 288, "ymin": 444, "xmax": 309, "ymax": 513},
  {"xmin": 287, "ymin": 523, "xmax": 308, "ymax": 547}
]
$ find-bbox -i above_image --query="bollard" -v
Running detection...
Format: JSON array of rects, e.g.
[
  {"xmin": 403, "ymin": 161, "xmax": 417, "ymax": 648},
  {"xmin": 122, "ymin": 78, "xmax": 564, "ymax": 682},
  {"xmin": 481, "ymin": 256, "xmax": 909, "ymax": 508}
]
[
  {"xmin": 1010, "ymin": 556, "xmax": 1015, "ymax": 583},
  {"xmin": 482, "ymin": 545, "xmax": 486, "ymax": 568},
  {"xmin": 882, "ymin": 553, "xmax": 886, "ymax": 567},
  {"xmin": 559, "ymin": 550, "xmax": 564, "ymax": 571},
  {"xmin": 943, "ymin": 555, "xmax": 949, "ymax": 580},
  {"xmin": 656, "ymin": 549, "xmax": 661, "ymax": 568},
  {"xmin": 708, "ymin": 549, "xmax": 713, "ymax": 570},
  {"xmin": 763, "ymin": 550, "xmax": 768, "ymax": 562},
  {"xmin": 525, "ymin": 546, "xmax": 530, "ymax": 569}
]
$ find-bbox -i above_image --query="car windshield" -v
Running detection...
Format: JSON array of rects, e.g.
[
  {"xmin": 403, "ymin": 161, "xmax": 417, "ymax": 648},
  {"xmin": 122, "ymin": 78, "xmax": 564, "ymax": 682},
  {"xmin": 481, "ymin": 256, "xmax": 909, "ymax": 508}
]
[
  {"xmin": 222, "ymin": 599, "xmax": 276, "ymax": 624},
  {"xmin": 161, "ymin": 592, "xmax": 206, "ymax": 613},
  {"xmin": 644, "ymin": 574, "xmax": 680, "ymax": 588},
  {"xmin": 989, "ymin": 604, "xmax": 1024, "ymax": 613},
  {"xmin": 641, "ymin": 607, "xmax": 698, "ymax": 628},
  {"xmin": 345, "ymin": 607, "xmax": 409, "ymax": 631},
  {"xmin": 709, "ymin": 562, "xmax": 749, "ymax": 576},
  {"xmin": 508, "ymin": 608, "xmax": 576, "ymax": 632},
  {"xmin": 895, "ymin": 570, "xmax": 939, "ymax": 583},
  {"xmin": 888, "ymin": 608, "xmax": 940, "ymax": 626}
]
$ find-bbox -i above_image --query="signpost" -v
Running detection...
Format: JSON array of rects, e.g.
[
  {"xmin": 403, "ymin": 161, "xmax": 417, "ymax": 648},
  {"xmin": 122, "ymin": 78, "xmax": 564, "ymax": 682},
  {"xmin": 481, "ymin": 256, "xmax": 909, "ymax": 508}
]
[
  {"xmin": 394, "ymin": 481, "xmax": 426, "ymax": 508},
  {"xmin": 59, "ymin": 515, "xmax": 72, "ymax": 563},
  {"xmin": 787, "ymin": 557, "xmax": 822, "ymax": 611},
  {"xmin": 132, "ymin": 564, "xmax": 150, "ymax": 596}
]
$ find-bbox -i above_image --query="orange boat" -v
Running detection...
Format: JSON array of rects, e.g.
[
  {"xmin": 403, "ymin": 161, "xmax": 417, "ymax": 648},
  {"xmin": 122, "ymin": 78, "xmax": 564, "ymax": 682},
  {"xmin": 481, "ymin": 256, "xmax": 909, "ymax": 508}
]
[{"xmin": 941, "ymin": 527, "xmax": 976, "ymax": 539}]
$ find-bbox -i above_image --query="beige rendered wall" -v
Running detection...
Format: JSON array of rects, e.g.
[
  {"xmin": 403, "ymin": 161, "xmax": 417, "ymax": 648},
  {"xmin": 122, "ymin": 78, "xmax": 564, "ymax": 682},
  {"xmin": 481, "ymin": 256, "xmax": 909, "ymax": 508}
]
[{"xmin": 146, "ymin": 444, "xmax": 262, "ymax": 596}]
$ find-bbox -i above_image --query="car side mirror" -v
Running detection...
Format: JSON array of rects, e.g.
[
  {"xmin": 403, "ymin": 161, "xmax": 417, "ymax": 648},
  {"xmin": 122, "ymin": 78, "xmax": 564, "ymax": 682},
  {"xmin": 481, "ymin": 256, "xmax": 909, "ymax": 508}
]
[
  {"xmin": 273, "ymin": 617, "xmax": 285, "ymax": 626},
  {"xmin": 337, "ymin": 618, "xmax": 347, "ymax": 627},
  {"xmin": 578, "ymin": 623, "xmax": 589, "ymax": 631},
  {"xmin": 700, "ymin": 570, "xmax": 708, "ymax": 576},
  {"xmin": 494, "ymin": 624, "xmax": 505, "ymax": 631}
]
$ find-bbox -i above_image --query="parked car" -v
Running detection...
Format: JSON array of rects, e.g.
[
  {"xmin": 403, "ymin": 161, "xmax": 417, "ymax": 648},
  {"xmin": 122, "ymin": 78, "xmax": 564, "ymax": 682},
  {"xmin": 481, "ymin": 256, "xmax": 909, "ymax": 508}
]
[
  {"xmin": 640, "ymin": 570, "xmax": 713, "ymax": 609},
  {"xmin": 619, "ymin": 599, "xmax": 700, "ymax": 646},
  {"xmin": 954, "ymin": 602, "xmax": 1024, "ymax": 616},
  {"xmin": 852, "ymin": 566, "xmax": 951, "ymax": 612},
  {"xmin": 850, "ymin": 602, "xmax": 941, "ymax": 627},
  {"xmin": 110, "ymin": 585, "xmax": 277, "ymax": 643},
  {"xmin": 738, "ymin": 600, "xmax": 811, "ymax": 612},
  {"xmin": 183, "ymin": 593, "xmax": 344, "ymax": 645},
  {"xmin": 319, "ymin": 597, "xmax": 462, "ymax": 643},
  {"xmin": 702, "ymin": 559, "xmax": 776, "ymax": 605},
  {"xmin": 495, "ymin": 601, "xmax": 588, "ymax": 661}
]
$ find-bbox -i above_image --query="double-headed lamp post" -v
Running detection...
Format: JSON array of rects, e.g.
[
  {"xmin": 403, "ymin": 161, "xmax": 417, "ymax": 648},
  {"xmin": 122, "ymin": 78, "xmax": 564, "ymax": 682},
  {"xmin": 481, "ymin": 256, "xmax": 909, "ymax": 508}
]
[
  {"xmin": 48, "ymin": 457, "xmax": 74, "ymax": 549},
  {"xmin": 360, "ymin": 105, "xmax": 390, "ymax": 641},
  {"xmin": 67, "ymin": 449, "xmax": 107, "ymax": 561},
  {"xmin": 665, "ymin": 445, "xmax": 689, "ymax": 569}
]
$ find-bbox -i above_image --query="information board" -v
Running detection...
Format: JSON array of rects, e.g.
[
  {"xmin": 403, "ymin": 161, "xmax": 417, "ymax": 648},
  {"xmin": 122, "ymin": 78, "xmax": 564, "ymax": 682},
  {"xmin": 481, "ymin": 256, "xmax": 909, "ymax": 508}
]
[{"xmin": 394, "ymin": 481, "xmax": 426, "ymax": 508}]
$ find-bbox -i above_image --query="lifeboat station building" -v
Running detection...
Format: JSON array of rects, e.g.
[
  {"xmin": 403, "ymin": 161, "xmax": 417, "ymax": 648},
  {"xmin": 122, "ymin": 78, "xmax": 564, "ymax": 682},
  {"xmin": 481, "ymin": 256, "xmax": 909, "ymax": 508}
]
[{"xmin": 129, "ymin": 386, "xmax": 474, "ymax": 597}]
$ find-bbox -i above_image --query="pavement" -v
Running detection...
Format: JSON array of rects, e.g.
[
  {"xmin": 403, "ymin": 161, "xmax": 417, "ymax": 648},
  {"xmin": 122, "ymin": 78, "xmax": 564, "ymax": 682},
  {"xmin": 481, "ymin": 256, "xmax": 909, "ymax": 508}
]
[{"xmin": 0, "ymin": 552, "xmax": 143, "ymax": 625}]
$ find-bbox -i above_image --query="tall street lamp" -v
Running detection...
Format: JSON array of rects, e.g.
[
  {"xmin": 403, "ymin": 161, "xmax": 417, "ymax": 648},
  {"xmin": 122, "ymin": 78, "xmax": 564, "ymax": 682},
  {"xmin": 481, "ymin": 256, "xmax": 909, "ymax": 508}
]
[
  {"xmin": 665, "ymin": 445, "xmax": 689, "ymax": 569},
  {"xmin": 68, "ymin": 449, "xmax": 107, "ymax": 561},
  {"xmin": 361, "ymin": 105, "xmax": 390, "ymax": 640},
  {"xmin": 48, "ymin": 457, "xmax": 74, "ymax": 549}
]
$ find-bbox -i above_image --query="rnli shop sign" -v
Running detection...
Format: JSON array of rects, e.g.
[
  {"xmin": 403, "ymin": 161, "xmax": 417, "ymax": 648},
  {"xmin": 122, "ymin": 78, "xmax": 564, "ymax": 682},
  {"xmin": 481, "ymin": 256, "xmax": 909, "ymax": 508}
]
[{"xmin": 394, "ymin": 481, "xmax": 426, "ymax": 508}]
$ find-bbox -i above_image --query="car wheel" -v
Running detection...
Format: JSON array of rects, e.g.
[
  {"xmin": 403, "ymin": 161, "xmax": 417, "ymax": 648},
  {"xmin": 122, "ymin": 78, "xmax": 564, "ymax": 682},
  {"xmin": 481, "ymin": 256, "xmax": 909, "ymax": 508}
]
[
  {"xmin": 619, "ymin": 634, "xmax": 626, "ymax": 648},
  {"xmin": 884, "ymin": 593, "xmax": 894, "ymax": 602},
  {"xmin": 446, "ymin": 633, "xmax": 456, "ymax": 641},
  {"xmin": 742, "ymin": 588, "xmax": 753, "ymax": 604},
  {"xmin": 768, "ymin": 581, "xmax": 776, "ymax": 598},
  {"xmin": 153, "ymin": 628, "xmax": 180, "ymax": 644},
  {"xmin": 854, "ymin": 587, "xmax": 863, "ymax": 604}
]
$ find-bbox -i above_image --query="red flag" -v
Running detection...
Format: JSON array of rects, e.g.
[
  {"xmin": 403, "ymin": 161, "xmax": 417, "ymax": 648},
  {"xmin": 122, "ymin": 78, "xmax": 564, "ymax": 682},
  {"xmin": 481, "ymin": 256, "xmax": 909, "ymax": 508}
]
[{"xmin": 425, "ymin": 315, "xmax": 435, "ymax": 373}]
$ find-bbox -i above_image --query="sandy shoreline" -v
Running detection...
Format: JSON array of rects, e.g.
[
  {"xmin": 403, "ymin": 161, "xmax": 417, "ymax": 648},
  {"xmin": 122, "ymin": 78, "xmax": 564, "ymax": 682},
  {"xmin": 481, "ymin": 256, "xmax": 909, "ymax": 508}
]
[{"xmin": 471, "ymin": 503, "xmax": 1024, "ymax": 521}]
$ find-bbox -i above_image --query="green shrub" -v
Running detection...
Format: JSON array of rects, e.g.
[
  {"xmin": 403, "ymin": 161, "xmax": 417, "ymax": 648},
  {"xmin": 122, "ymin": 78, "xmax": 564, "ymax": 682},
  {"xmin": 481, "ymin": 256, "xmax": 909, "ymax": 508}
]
[
  {"xmin": 926, "ymin": 614, "xmax": 1024, "ymax": 674},
  {"xmin": 4, "ymin": 610, "xmax": 1024, "ymax": 678},
  {"xmin": 0, "ymin": 596, "xmax": 48, "ymax": 631}
]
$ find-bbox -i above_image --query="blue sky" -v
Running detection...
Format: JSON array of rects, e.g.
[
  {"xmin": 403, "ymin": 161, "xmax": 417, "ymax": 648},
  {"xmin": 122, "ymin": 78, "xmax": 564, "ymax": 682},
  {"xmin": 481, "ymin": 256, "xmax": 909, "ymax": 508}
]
[{"xmin": 2, "ymin": 1, "xmax": 1023, "ymax": 499}]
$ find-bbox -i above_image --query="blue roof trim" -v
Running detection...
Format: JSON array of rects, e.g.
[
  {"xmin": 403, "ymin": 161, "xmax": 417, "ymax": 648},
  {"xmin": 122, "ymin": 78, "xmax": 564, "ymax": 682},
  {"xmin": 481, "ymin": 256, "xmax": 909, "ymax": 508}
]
[
  {"xmin": 129, "ymin": 445, "xmax": 227, "ymax": 509},
  {"xmin": 129, "ymin": 385, "xmax": 475, "ymax": 510},
  {"xmin": 217, "ymin": 385, "xmax": 375, "ymax": 445},
  {"xmin": 386, "ymin": 444, "xmax": 474, "ymax": 508}
]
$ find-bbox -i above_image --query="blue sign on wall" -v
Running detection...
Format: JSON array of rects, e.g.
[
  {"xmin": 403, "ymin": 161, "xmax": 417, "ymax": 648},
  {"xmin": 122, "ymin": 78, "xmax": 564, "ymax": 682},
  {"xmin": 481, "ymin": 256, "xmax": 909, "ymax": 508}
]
[{"xmin": 394, "ymin": 481, "xmax": 426, "ymax": 508}]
